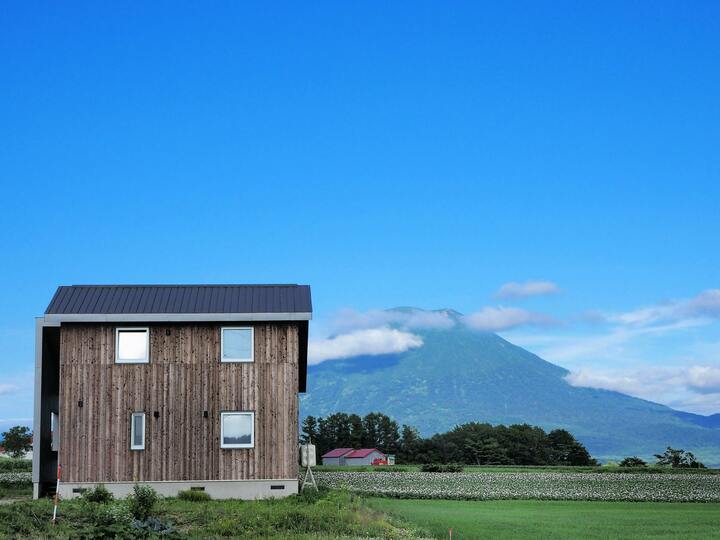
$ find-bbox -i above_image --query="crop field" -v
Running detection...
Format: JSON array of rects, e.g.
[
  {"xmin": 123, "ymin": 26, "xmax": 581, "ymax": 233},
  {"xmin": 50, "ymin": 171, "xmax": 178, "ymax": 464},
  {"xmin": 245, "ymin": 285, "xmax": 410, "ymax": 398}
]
[
  {"xmin": 314, "ymin": 464, "xmax": 720, "ymax": 474},
  {"xmin": 315, "ymin": 471, "xmax": 720, "ymax": 502},
  {"xmin": 0, "ymin": 471, "xmax": 31, "ymax": 485}
]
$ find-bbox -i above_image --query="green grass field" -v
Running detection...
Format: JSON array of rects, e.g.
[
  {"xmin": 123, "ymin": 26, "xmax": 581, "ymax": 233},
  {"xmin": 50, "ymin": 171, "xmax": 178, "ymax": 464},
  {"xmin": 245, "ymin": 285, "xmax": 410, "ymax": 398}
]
[
  {"xmin": 367, "ymin": 498, "xmax": 720, "ymax": 539},
  {"xmin": 0, "ymin": 484, "xmax": 32, "ymax": 500}
]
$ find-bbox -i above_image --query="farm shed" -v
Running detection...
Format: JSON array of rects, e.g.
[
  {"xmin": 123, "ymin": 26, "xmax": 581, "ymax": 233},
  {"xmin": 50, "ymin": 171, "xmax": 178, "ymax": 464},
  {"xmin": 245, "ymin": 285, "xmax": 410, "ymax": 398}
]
[
  {"xmin": 343, "ymin": 448, "xmax": 387, "ymax": 466},
  {"xmin": 321, "ymin": 448, "xmax": 354, "ymax": 466}
]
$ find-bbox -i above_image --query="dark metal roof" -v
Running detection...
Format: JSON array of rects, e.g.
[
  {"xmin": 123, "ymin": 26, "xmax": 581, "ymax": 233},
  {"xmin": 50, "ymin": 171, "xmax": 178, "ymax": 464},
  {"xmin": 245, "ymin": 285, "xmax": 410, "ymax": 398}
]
[{"xmin": 45, "ymin": 285, "xmax": 312, "ymax": 315}]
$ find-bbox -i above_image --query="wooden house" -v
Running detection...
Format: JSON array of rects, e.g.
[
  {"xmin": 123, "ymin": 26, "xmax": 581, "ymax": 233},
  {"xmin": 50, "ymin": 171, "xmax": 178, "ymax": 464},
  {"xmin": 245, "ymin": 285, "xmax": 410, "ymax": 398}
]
[{"xmin": 32, "ymin": 284, "xmax": 311, "ymax": 499}]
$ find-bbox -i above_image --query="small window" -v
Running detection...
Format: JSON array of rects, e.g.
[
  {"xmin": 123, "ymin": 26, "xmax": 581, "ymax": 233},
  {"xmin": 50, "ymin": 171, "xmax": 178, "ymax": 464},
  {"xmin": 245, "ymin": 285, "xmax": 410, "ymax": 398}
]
[
  {"xmin": 116, "ymin": 328, "xmax": 149, "ymax": 364},
  {"xmin": 130, "ymin": 412, "xmax": 145, "ymax": 450},
  {"xmin": 50, "ymin": 412, "xmax": 59, "ymax": 452},
  {"xmin": 221, "ymin": 327, "xmax": 254, "ymax": 363},
  {"xmin": 220, "ymin": 411, "xmax": 254, "ymax": 449}
]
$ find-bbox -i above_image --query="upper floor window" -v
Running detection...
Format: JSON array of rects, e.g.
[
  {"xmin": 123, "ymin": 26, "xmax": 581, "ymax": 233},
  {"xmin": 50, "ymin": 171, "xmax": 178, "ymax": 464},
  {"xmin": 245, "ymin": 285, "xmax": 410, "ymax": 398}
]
[
  {"xmin": 221, "ymin": 327, "xmax": 254, "ymax": 363},
  {"xmin": 116, "ymin": 328, "xmax": 150, "ymax": 364}
]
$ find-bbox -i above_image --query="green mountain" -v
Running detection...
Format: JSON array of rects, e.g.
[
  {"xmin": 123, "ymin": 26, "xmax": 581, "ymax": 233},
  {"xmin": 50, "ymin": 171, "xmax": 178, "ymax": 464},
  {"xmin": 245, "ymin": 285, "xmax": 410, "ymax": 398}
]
[{"xmin": 301, "ymin": 315, "xmax": 720, "ymax": 465}]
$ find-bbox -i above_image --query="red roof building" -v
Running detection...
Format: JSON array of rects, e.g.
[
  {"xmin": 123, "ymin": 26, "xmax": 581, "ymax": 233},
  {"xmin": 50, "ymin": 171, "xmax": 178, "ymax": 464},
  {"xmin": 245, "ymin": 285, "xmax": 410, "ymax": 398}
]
[{"xmin": 320, "ymin": 447, "xmax": 354, "ymax": 465}]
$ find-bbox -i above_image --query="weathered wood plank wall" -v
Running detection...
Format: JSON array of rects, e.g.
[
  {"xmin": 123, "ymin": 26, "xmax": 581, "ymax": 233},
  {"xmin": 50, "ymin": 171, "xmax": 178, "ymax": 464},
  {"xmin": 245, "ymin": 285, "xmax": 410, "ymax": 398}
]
[{"xmin": 58, "ymin": 324, "xmax": 299, "ymax": 482}]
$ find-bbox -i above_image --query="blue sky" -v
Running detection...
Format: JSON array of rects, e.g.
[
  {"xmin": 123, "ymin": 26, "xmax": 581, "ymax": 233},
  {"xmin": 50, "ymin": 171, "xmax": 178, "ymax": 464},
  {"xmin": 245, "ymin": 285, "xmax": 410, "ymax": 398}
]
[{"xmin": 1, "ymin": 2, "xmax": 720, "ymax": 426}]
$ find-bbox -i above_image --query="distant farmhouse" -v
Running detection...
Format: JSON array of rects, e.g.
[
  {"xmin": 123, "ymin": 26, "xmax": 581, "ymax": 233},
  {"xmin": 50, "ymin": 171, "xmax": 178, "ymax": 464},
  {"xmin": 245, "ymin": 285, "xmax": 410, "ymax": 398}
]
[
  {"xmin": 33, "ymin": 284, "xmax": 311, "ymax": 499},
  {"xmin": 321, "ymin": 448, "xmax": 390, "ymax": 466}
]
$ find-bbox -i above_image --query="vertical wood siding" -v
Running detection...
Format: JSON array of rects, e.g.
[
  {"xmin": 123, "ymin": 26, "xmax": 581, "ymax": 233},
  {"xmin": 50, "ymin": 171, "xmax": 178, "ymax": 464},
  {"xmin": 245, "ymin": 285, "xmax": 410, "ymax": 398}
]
[{"xmin": 58, "ymin": 324, "xmax": 299, "ymax": 482}]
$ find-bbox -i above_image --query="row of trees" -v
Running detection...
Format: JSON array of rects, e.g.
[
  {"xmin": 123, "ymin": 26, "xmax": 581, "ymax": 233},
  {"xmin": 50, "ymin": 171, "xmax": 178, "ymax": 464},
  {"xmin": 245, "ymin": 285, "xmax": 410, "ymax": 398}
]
[
  {"xmin": 620, "ymin": 447, "xmax": 706, "ymax": 468},
  {"xmin": 301, "ymin": 412, "xmax": 597, "ymax": 466}
]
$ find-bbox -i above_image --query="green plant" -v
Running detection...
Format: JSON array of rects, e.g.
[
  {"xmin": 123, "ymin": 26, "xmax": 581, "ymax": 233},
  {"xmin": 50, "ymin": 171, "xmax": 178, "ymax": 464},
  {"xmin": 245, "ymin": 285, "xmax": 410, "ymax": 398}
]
[
  {"xmin": 76, "ymin": 500, "xmax": 135, "ymax": 538},
  {"xmin": 127, "ymin": 484, "xmax": 158, "ymax": 521},
  {"xmin": 177, "ymin": 489, "xmax": 211, "ymax": 502},
  {"xmin": 132, "ymin": 516, "xmax": 178, "ymax": 536},
  {"xmin": 82, "ymin": 483, "xmax": 114, "ymax": 504},
  {"xmin": 619, "ymin": 457, "xmax": 647, "ymax": 468}
]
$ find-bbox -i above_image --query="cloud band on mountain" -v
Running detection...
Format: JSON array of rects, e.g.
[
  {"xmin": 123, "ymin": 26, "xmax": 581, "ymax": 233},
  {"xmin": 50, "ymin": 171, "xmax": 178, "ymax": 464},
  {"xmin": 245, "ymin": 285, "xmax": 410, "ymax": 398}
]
[
  {"xmin": 328, "ymin": 308, "xmax": 456, "ymax": 334},
  {"xmin": 463, "ymin": 306, "xmax": 556, "ymax": 332},
  {"xmin": 565, "ymin": 365, "xmax": 720, "ymax": 411},
  {"xmin": 308, "ymin": 327, "xmax": 423, "ymax": 365}
]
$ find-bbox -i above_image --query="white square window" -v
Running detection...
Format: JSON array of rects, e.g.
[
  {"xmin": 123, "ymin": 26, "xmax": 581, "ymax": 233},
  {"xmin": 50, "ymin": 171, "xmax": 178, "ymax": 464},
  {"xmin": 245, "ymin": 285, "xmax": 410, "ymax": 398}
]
[
  {"xmin": 221, "ymin": 327, "xmax": 254, "ymax": 363},
  {"xmin": 130, "ymin": 412, "xmax": 145, "ymax": 450},
  {"xmin": 220, "ymin": 411, "xmax": 254, "ymax": 449},
  {"xmin": 116, "ymin": 328, "xmax": 149, "ymax": 364}
]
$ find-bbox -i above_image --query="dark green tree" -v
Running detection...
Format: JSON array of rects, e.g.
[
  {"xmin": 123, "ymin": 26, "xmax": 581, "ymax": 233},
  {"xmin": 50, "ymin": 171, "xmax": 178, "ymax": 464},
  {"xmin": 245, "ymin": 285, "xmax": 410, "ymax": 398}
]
[
  {"xmin": 362, "ymin": 412, "xmax": 400, "ymax": 454},
  {"xmin": 547, "ymin": 429, "xmax": 595, "ymax": 465},
  {"xmin": 318, "ymin": 412, "xmax": 353, "ymax": 455},
  {"xmin": 398, "ymin": 424, "xmax": 421, "ymax": 463},
  {"xmin": 349, "ymin": 414, "xmax": 365, "ymax": 448},
  {"xmin": 1, "ymin": 426, "xmax": 32, "ymax": 458},
  {"xmin": 301, "ymin": 415, "xmax": 319, "ymax": 444},
  {"xmin": 655, "ymin": 447, "xmax": 705, "ymax": 468}
]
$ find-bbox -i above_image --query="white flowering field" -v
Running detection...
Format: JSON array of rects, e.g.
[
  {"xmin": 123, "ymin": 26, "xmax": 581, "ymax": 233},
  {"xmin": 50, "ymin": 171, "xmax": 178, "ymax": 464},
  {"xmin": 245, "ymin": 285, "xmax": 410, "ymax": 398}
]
[
  {"xmin": 0, "ymin": 472, "xmax": 31, "ymax": 486},
  {"xmin": 315, "ymin": 471, "xmax": 720, "ymax": 502}
]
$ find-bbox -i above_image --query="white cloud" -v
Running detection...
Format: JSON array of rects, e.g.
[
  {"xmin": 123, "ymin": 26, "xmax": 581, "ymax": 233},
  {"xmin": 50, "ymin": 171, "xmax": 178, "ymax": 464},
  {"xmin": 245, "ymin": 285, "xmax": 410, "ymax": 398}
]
[
  {"xmin": 0, "ymin": 384, "xmax": 19, "ymax": 396},
  {"xmin": 515, "ymin": 319, "xmax": 707, "ymax": 365},
  {"xmin": 328, "ymin": 308, "xmax": 456, "ymax": 334},
  {"xmin": 462, "ymin": 306, "xmax": 556, "ymax": 332},
  {"xmin": 686, "ymin": 366, "xmax": 720, "ymax": 394},
  {"xmin": 494, "ymin": 280, "xmax": 560, "ymax": 300},
  {"xmin": 565, "ymin": 365, "xmax": 720, "ymax": 414},
  {"xmin": 611, "ymin": 289, "xmax": 720, "ymax": 327},
  {"xmin": 308, "ymin": 327, "xmax": 423, "ymax": 365}
]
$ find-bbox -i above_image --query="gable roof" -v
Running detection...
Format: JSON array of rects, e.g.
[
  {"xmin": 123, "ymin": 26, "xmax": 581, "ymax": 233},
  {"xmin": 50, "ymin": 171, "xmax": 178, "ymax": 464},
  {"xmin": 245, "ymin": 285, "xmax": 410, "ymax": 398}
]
[
  {"xmin": 45, "ymin": 285, "xmax": 311, "ymax": 318},
  {"xmin": 321, "ymin": 448, "xmax": 354, "ymax": 458},
  {"xmin": 345, "ymin": 448, "xmax": 384, "ymax": 459}
]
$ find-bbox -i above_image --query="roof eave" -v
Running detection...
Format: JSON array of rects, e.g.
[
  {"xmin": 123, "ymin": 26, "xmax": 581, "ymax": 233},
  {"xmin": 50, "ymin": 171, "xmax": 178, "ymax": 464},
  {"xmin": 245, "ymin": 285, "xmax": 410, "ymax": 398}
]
[{"xmin": 43, "ymin": 312, "xmax": 312, "ymax": 323}]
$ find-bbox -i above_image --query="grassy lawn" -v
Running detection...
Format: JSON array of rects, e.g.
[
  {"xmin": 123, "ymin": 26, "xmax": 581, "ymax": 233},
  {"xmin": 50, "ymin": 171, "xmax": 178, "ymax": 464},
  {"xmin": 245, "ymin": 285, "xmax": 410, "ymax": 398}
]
[
  {"xmin": 0, "ymin": 489, "xmax": 427, "ymax": 539},
  {"xmin": 3, "ymin": 487, "xmax": 719, "ymax": 539},
  {"xmin": 367, "ymin": 498, "xmax": 720, "ymax": 539},
  {"xmin": 0, "ymin": 483, "xmax": 32, "ymax": 500}
]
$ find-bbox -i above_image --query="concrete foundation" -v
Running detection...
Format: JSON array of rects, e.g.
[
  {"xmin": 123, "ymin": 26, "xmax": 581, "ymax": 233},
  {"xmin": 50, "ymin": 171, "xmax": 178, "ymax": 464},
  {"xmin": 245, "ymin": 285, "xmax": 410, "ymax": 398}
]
[{"xmin": 57, "ymin": 479, "xmax": 298, "ymax": 500}]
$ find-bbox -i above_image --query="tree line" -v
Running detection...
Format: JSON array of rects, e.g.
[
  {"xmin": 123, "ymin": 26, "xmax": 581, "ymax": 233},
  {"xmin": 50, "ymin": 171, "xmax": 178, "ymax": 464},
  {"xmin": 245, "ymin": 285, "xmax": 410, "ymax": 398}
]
[{"xmin": 301, "ymin": 412, "xmax": 597, "ymax": 466}]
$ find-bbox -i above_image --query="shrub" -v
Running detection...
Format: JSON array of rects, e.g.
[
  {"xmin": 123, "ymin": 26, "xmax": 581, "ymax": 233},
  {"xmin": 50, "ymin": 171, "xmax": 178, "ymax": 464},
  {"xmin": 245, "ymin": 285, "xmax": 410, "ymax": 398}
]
[
  {"xmin": 132, "ymin": 516, "xmax": 178, "ymax": 536},
  {"xmin": 82, "ymin": 483, "xmax": 114, "ymax": 503},
  {"xmin": 619, "ymin": 457, "xmax": 647, "ymax": 468},
  {"xmin": 421, "ymin": 463, "xmax": 464, "ymax": 473},
  {"xmin": 0, "ymin": 459, "xmax": 32, "ymax": 473},
  {"xmin": 76, "ymin": 500, "xmax": 134, "ymax": 538},
  {"xmin": 177, "ymin": 489, "xmax": 211, "ymax": 502},
  {"xmin": 127, "ymin": 484, "xmax": 158, "ymax": 521},
  {"xmin": 297, "ymin": 485, "xmax": 329, "ymax": 503}
]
